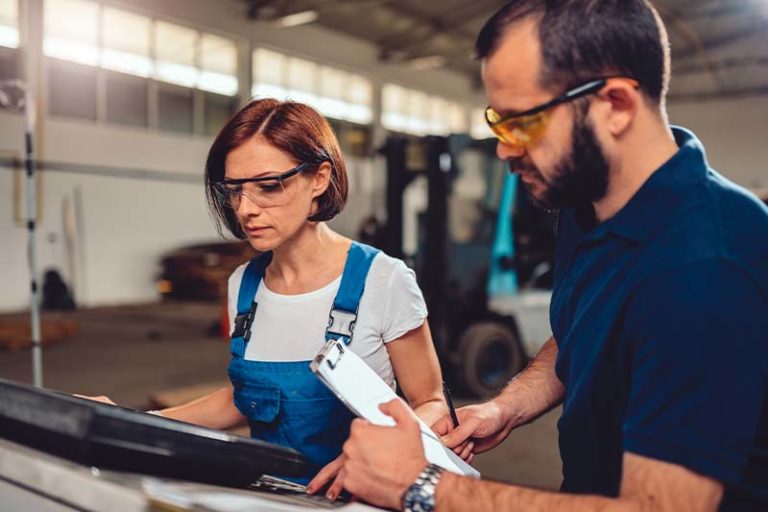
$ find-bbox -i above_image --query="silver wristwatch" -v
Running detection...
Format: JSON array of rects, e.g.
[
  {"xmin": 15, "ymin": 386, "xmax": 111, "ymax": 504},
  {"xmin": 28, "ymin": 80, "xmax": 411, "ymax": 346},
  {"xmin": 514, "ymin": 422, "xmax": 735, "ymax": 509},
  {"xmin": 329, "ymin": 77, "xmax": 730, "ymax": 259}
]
[{"xmin": 402, "ymin": 463, "xmax": 445, "ymax": 512}]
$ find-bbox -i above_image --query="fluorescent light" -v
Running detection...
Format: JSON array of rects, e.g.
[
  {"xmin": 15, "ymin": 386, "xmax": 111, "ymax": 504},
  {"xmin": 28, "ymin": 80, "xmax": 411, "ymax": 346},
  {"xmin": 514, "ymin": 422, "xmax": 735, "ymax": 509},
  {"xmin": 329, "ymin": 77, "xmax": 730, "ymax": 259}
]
[{"xmin": 276, "ymin": 10, "xmax": 319, "ymax": 28}]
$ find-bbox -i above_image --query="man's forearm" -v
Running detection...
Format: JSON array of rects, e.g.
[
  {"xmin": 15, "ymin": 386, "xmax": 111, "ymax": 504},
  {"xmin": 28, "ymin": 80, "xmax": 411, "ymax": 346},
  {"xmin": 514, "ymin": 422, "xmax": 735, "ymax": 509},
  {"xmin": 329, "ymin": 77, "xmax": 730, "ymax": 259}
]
[
  {"xmin": 494, "ymin": 337, "xmax": 564, "ymax": 427},
  {"xmin": 435, "ymin": 473, "xmax": 632, "ymax": 512}
]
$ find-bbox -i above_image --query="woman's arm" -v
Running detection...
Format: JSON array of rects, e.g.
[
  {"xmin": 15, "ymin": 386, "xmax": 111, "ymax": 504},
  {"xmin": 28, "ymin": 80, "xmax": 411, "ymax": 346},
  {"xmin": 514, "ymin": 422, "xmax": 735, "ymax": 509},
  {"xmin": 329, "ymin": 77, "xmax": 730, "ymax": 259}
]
[
  {"xmin": 79, "ymin": 386, "xmax": 245, "ymax": 431},
  {"xmin": 159, "ymin": 386, "xmax": 245, "ymax": 431},
  {"xmin": 386, "ymin": 320, "xmax": 448, "ymax": 426}
]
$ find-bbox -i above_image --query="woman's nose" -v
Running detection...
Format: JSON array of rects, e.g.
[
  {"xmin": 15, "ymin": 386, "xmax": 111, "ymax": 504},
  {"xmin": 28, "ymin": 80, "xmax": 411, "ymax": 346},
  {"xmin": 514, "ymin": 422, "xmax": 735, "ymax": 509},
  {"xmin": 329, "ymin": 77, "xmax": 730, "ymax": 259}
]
[{"xmin": 236, "ymin": 193, "xmax": 263, "ymax": 216}]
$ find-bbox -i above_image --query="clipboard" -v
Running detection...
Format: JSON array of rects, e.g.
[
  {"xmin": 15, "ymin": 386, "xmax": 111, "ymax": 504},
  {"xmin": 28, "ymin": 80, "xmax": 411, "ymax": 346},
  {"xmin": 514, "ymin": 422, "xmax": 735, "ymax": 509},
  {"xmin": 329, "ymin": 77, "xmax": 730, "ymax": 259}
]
[{"xmin": 310, "ymin": 339, "xmax": 480, "ymax": 478}]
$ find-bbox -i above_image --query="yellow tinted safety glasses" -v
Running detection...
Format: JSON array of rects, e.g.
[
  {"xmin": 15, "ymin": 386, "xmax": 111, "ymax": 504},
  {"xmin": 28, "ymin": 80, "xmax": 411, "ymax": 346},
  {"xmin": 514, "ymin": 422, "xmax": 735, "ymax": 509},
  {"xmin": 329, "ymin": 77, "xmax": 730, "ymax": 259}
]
[{"xmin": 485, "ymin": 77, "xmax": 640, "ymax": 149}]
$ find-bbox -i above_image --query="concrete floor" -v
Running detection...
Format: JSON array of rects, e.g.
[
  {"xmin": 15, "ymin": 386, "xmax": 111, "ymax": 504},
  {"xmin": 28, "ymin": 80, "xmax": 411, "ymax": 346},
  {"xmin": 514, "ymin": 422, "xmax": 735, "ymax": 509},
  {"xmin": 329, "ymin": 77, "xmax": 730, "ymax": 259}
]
[{"xmin": 0, "ymin": 301, "xmax": 563, "ymax": 490}]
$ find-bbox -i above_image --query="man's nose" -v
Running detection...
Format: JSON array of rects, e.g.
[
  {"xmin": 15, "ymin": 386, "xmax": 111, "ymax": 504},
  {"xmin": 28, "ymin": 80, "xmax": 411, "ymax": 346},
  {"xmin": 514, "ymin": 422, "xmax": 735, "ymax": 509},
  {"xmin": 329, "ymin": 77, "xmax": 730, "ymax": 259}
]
[{"xmin": 496, "ymin": 140, "xmax": 526, "ymax": 161}]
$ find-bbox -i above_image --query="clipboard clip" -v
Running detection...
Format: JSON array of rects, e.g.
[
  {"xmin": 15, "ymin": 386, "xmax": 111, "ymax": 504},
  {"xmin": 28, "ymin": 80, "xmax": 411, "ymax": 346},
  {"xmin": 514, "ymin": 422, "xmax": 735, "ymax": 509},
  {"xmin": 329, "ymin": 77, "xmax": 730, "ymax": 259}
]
[{"xmin": 326, "ymin": 341, "xmax": 345, "ymax": 370}]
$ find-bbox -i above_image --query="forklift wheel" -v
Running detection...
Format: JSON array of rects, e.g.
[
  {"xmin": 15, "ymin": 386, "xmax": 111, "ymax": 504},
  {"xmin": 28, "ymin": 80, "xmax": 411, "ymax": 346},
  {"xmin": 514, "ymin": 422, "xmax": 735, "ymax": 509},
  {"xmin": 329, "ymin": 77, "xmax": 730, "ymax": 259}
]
[{"xmin": 457, "ymin": 322, "xmax": 526, "ymax": 398}]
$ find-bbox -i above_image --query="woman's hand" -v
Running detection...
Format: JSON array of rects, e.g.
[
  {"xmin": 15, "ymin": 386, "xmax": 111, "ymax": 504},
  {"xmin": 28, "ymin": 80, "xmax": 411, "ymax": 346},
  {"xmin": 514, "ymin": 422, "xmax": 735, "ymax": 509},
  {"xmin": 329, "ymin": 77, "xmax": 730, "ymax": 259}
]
[
  {"xmin": 306, "ymin": 454, "xmax": 346, "ymax": 501},
  {"xmin": 75, "ymin": 394, "xmax": 116, "ymax": 405}
]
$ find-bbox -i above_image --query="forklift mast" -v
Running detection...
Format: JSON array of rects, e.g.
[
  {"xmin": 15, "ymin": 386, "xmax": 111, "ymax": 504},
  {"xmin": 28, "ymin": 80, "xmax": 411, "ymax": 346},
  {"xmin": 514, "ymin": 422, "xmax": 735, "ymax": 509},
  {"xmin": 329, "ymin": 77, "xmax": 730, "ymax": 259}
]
[{"xmin": 380, "ymin": 133, "xmax": 555, "ymax": 396}]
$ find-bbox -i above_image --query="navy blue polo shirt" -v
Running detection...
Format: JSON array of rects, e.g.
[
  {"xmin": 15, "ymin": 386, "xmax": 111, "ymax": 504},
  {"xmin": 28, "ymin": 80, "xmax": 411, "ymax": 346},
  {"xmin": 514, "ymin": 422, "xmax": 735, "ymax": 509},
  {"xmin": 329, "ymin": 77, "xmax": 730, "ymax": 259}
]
[{"xmin": 550, "ymin": 127, "xmax": 768, "ymax": 510}]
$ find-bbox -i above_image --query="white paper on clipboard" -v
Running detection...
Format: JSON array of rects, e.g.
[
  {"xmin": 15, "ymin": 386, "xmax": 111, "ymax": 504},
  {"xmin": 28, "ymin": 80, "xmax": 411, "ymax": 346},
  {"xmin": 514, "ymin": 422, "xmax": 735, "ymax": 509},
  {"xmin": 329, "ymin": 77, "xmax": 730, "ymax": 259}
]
[{"xmin": 310, "ymin": 339, "xmax": 480, "ymax": 478}]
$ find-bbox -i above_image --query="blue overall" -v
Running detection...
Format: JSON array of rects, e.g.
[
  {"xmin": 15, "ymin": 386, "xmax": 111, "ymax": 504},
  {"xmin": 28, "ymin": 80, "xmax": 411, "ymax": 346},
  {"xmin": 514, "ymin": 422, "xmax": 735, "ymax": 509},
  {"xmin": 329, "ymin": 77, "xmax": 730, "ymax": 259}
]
[{"xmin": 227, "ymin": 242, "xmax": 380, "ymax": 483}]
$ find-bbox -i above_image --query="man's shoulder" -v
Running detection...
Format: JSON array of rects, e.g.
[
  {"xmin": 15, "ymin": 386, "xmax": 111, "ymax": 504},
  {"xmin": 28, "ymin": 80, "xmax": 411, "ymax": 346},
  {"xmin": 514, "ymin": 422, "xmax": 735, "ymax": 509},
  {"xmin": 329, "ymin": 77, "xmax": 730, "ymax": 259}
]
[{"xmin": 650, "ymin": 170, "xmax": 768, "ymax": 289}]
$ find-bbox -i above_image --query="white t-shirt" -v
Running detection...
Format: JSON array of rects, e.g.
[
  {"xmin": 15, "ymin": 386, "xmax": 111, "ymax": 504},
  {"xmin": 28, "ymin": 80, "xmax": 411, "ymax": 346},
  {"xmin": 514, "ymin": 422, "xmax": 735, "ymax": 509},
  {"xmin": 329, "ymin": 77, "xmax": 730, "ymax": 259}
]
[{"xmin": 227, "ymin": 252, "xmax": 428, "ymax": 388}]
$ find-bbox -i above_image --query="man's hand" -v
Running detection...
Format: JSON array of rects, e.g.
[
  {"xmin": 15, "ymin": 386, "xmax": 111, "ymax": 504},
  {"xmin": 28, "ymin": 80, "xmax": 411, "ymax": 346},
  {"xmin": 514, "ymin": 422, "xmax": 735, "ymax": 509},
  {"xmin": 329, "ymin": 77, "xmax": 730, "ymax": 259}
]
[
  {"xmin": 341, "ymin": 399, "xmax": 428, "ymax": 510},
  {"xmin": 436, "ymin": 400, "xmax": 513, "ymax": 455},
  {"xmin": 306, "ymin": 454, "xmax": 346, "ymax": 501},
  {"xmin": 430, "ymin": 415, "xmax": 475, "ymax": 463}
]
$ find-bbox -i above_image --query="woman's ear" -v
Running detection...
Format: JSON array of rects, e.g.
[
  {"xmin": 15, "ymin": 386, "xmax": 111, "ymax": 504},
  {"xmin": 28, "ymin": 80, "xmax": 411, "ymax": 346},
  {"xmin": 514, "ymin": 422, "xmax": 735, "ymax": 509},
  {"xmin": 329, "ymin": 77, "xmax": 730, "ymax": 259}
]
[{"xmin": 311, "ymin": 161, "xmax": 332, "ymax": 199}]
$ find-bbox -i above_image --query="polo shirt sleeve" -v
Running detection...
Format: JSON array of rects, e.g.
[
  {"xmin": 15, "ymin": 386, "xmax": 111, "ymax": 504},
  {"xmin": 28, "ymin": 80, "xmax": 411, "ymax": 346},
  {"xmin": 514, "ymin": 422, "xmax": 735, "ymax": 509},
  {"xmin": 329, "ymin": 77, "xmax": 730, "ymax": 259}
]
[{"xmin": 622, "ymin": 258, "xmax": 768, "ymax": 484}]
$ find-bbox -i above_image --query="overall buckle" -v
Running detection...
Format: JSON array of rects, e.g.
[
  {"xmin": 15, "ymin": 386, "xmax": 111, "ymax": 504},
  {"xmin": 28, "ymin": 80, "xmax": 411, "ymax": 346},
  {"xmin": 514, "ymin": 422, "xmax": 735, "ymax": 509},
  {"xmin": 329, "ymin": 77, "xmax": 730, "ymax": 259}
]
[
  {"xmin": 232, "ymin": 302, "xmax": 258, "ymax": 342},
  {"xmin": 327, "ymin": 308, "xmax": 357, "ymax": 345}
]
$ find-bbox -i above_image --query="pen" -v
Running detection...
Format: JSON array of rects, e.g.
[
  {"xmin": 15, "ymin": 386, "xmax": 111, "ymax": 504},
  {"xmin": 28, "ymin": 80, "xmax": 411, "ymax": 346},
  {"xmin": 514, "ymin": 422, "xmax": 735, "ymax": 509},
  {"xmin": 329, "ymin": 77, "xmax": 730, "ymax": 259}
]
[{"xmin": 442, "ymin": 381, "xmax": 459, "ymax": 428}]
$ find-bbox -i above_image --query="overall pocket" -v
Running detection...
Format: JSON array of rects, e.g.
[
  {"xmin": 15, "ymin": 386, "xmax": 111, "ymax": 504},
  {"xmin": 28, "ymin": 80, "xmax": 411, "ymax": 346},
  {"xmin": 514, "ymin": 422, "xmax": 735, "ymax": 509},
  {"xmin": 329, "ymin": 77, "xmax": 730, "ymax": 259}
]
[{"xmin": 232, "ymin": 382, "xmax": 285, "ymax": 445}]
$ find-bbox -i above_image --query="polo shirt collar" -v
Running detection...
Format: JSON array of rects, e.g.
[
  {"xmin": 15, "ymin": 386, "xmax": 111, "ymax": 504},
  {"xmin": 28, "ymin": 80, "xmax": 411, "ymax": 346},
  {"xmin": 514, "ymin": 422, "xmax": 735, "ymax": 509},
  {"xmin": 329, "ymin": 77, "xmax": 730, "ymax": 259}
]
[{"xmin": 587, "ymin": 126, "xmax": 709, "ymax": 243}]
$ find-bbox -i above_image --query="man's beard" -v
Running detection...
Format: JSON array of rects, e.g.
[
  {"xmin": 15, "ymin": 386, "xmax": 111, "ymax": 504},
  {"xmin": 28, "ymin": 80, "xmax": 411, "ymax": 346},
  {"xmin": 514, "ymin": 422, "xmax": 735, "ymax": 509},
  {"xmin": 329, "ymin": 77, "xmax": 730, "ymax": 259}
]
[{"xmin": 513, "ymin": 112, "xmax": 610, "ymax": 210}]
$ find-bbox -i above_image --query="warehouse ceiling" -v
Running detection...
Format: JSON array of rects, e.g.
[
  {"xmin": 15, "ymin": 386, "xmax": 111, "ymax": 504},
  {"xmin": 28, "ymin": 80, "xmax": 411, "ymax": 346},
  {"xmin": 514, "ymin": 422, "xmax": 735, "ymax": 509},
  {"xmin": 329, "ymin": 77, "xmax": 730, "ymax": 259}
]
[{"xmin": 241, "ymin": 0, "xmax": 768, "ymax": 102}]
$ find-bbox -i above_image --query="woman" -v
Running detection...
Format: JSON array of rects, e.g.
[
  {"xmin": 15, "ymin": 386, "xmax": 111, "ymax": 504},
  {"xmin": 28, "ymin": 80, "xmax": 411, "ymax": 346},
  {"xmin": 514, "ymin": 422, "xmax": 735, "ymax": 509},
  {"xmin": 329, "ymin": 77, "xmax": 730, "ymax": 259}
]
[{"xmin": 89, "ymin": 99, "xmax": 447, "ymax": 498}]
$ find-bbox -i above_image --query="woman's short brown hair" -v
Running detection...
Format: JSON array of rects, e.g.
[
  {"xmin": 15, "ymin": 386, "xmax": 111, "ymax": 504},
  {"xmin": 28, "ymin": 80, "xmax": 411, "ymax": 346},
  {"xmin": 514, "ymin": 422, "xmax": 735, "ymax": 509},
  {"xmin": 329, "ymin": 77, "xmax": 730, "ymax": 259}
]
[{"xmin": 205, "ymin": 98, "xmax": 348, "ymax": 239}]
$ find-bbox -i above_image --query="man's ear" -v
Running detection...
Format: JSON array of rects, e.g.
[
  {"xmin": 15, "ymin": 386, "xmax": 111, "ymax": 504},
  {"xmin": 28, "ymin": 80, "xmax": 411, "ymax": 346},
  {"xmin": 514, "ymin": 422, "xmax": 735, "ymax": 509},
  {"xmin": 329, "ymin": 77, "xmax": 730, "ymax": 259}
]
[
  {"xmin": 311, "ymin": 161, "xmax": 332, "ymax": 199},
  {"xmin": 599, "ymin": 81, "xmax": 639, "ymax": 137}
]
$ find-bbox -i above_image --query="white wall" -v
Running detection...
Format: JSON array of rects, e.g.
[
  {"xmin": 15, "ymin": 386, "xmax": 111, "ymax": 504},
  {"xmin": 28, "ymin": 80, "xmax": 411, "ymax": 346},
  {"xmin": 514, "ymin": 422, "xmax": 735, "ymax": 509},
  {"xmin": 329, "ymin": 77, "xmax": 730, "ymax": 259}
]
[
  {"xmin": 0, "ymin": 111, "xmax": 217, "ymax": 310},
  {"xmin": 668, "ymin": 96, "xmax": 768, "ymax": 190}
]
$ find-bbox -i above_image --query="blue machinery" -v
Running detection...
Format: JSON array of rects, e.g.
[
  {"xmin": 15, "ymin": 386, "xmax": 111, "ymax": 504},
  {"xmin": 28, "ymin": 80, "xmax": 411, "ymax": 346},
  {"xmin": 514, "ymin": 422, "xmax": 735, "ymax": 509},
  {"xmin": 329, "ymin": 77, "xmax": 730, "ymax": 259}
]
[{"xmin": 488, "ymin": 171, "xmax": 519, "ymax": 298}]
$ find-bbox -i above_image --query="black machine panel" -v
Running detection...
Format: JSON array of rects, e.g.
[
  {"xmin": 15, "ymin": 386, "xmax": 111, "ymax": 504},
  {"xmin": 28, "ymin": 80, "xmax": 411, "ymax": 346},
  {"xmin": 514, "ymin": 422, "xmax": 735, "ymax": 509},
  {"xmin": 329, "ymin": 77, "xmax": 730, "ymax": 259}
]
[{"xmin": 0, "ymin": 378, "xmax": 311, "ymax": 487}]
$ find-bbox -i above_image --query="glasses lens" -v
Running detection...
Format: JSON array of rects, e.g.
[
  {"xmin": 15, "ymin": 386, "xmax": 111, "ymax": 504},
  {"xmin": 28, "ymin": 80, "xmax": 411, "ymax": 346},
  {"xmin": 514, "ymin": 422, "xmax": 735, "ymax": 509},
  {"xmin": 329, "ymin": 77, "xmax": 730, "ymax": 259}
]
[
  {"xmin": 250, "ymin": 178, "xmax": 287, "ymax": 207},
  {"xmin": 215, "ymin": 178, "xmax": 289, "ymax": 209},
  {"xmin": 493, "ymin": 112, "xmax": 549, "ymax": 148}
]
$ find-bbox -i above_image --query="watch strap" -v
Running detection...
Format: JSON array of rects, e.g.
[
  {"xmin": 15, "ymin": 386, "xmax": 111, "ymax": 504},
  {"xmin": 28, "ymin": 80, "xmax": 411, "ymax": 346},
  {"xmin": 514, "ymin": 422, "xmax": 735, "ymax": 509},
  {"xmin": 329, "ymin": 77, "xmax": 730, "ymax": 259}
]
[{"xmin": 402, "ymin": 463, "xmax": 445, "ymax": 512}]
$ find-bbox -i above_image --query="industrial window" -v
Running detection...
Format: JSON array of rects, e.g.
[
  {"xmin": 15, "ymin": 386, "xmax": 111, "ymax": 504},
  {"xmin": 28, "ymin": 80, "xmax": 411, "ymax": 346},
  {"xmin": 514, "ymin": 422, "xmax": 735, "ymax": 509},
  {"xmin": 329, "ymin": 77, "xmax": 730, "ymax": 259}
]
[
  {"xmin": 151, "ymin": 24, "xmax": 239, "ymax": 94},
  {"xmin": 101, "ymin": 7, "xmax": 151, "ymax": 77},
  {"xmin": 42, "ymin": 0, "xmax": 239, "ymax": 133},
  {"xmin": 154, "ymin": 21, "xmax": 197, "ymax": 88},
  {"xmin": 199, "ymin": 33, "xmax": 238, "ymax": 96},
  {"xmin": 158, "ymin": 85, "xmax": 194, "ymax": 134},
  {"xmin": 105, "ymin": 71, "xmax": 148, "ymax": 127},
  {"xmin": 382, "ymin": 84, "xmax": 468, "ymax": 136},
  {"xmin": 44, "ymin": 0, "xmax": 100, "ymax": 66},
  {"xmin": 252, "ymin": 48, "xmax": 288, "ymax": 99},
  {"xmin": 203, "ymin": 91, "xmax": 238, "ymax": 136},
  {"xmin": 48, "ymin": 58, "xmax": 97, "ymax": 120},
  {"xmin": 0, "ymin": 0, "xmax": 18, "ymax": 49},
  {"xmin": 252, "ymin": 48, "xmax": 373, "ymax": 125}
]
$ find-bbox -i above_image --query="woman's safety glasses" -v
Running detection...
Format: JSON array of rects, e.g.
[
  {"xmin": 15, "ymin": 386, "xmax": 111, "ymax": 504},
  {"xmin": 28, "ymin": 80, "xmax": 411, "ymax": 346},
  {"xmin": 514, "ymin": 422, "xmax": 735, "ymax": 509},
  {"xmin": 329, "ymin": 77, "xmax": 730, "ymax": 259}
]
[
  {"xmin": 485, "ymin": 77, "xmax": 639, "ymax": 149},
  {"xmin": 213, "ymin": 162, "xmax": 310, "ymax": 209}
]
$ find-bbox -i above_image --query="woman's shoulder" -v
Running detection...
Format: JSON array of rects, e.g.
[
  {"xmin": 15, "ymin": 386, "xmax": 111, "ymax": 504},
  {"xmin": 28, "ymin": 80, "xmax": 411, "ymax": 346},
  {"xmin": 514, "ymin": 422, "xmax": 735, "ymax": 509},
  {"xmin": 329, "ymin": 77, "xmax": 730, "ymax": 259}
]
[
  {"xmin": 229, "ymin": 260, "xmax": 250, "ymax": 285},
  {"xmin": 363, "ymin": 248, "xmax": 420, "ymax": 295},
  {"xmin": 366, "ymin": 247, "xmax": 410, "ymax": 276}
]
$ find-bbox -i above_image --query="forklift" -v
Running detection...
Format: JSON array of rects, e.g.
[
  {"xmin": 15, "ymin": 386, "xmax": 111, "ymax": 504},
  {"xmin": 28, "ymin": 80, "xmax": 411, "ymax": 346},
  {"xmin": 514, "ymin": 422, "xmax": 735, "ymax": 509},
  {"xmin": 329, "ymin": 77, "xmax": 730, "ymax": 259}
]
[{"xmin": 380, "ymin": 134, "xmax": 556, "ymax": 397}]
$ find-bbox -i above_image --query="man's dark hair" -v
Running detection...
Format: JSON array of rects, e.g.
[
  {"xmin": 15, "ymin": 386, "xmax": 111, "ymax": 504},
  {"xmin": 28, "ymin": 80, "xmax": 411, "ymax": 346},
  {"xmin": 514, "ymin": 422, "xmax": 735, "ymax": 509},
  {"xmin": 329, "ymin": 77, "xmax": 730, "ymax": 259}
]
[{"xmin": 475, "ymin": 0, "xmax": 670, "ymax": 103}]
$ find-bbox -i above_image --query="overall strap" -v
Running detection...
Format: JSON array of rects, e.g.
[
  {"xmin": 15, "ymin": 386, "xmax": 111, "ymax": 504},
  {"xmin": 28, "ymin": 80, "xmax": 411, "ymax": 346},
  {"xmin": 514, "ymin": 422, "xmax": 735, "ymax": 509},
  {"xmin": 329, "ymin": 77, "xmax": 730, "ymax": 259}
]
[
  {"xmin": 326, "ymin": 242, "xmax": 380, "ymax": 345},
  {"xmin": 230, "ymin": 252, "xmax": 272, "ymax": 358}
]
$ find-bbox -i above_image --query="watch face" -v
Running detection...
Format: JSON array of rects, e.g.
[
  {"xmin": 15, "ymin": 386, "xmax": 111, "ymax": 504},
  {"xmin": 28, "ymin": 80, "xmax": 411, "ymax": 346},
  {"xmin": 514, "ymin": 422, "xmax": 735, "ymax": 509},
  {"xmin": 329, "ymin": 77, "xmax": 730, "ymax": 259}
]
[{"xmin": 403, "ymin": 464, "xmax": 443, "ymax": 512}]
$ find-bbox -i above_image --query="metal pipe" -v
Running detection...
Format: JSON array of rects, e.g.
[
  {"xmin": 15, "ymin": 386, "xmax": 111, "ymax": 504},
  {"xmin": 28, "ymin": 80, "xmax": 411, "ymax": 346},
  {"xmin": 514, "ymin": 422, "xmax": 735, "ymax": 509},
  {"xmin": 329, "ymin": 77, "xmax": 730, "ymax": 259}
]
[
  {"xmin": 24, "ymin": 83, "xmax": 43, "ymax": 388},
  {"xmin": 0, "ymin": 79, "xmax": 42, "ymax": 387}
]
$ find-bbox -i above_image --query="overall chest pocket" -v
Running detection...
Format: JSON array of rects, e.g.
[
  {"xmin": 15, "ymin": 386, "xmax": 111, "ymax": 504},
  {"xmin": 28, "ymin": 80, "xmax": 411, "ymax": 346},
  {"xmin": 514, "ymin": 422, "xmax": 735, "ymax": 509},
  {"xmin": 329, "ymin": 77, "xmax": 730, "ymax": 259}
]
[{"xmin": 233, "ymin": 382, "xmax": 285, "ymax": 442}]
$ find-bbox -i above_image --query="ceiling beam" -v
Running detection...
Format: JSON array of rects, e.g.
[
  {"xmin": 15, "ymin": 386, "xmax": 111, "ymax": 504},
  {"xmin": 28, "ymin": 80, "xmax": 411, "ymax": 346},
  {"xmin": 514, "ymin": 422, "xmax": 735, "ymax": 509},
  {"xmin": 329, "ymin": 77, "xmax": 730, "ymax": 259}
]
[{"xmin": 375, "ymin": 1, "xmax": 486, "ymax": 58}]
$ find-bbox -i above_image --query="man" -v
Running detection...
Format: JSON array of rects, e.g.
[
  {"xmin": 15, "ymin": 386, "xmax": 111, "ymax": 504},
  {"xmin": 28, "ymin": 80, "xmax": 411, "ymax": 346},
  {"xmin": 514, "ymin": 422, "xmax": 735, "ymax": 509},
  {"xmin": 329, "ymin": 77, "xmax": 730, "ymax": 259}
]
[{"xmin": 337, "ymin": 1, "xmax": 768, "ymax": 511}]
